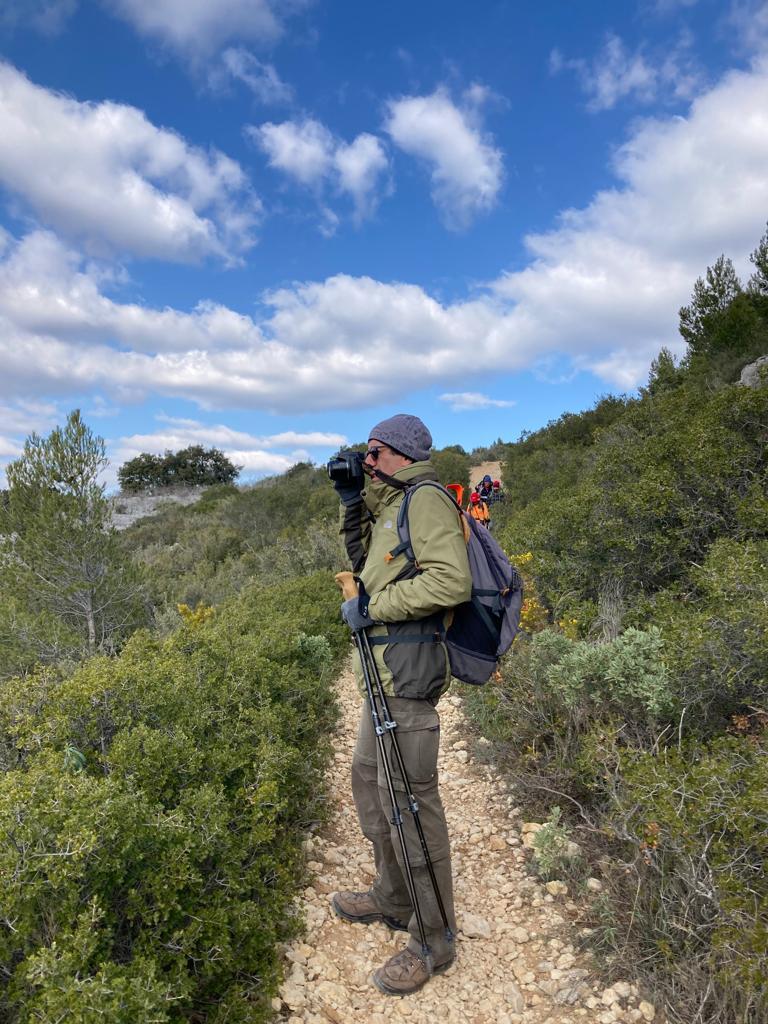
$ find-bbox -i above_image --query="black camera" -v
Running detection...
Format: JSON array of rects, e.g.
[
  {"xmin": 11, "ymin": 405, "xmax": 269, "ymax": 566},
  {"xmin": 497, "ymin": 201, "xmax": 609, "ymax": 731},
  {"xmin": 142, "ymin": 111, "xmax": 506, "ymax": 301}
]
[{"xmin": 327, "ymin": 449, "xmax": 366, "ymax": 485}]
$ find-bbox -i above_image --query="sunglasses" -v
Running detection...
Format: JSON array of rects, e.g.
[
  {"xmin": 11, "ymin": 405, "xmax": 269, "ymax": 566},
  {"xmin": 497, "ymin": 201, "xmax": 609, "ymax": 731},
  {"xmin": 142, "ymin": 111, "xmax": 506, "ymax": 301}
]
[{"xmin": 365, "ymin": 445, "xmax": 388, "ymax": 461}]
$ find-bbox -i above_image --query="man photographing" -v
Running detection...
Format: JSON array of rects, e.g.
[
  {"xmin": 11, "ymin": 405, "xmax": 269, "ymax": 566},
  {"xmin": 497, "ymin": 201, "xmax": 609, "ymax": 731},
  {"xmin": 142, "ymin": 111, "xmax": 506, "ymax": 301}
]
[{"xmin": 328, "ymin": 414, "xmax": 472, "ymax": 996}]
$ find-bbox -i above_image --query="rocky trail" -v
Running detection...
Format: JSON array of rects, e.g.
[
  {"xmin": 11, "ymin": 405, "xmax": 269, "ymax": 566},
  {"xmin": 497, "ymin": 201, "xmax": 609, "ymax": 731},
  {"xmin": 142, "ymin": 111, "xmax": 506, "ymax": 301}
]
[{"xmin": 272, "ymin": 663, "xmax": 659, "ymax": 1024}]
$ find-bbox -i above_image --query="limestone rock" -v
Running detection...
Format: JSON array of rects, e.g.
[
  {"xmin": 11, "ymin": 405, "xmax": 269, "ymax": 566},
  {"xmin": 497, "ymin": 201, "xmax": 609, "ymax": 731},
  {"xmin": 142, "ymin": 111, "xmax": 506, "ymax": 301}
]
[
  {"xmin": 279, "ymin": 982, "xmax": 306, "ymax": 1011},
  {"xmin": 460, "ymin": 911, "xmax": 492, "ymax": 938},
  {"xmin": 739, "ymin": 354, "xmax": 768, "ymax": 388},
  {"xmin": 503, "ymin": 981, "xmax": 525, "ymax": 1013},
  {"xmin": 322, "ymin": 846, "xmax": 345, "ymax": 865}
]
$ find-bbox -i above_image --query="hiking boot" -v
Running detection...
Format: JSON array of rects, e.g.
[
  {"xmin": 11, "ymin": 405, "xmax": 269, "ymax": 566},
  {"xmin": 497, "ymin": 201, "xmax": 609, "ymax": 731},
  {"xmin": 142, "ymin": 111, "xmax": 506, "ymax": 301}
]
[
  {"xmin": 331, "ymin": 890, "xmax": 409, "ymax": 932},
  {"xmin": 371, "ymin": 946, "xmax": 455, "ymax": 997}
]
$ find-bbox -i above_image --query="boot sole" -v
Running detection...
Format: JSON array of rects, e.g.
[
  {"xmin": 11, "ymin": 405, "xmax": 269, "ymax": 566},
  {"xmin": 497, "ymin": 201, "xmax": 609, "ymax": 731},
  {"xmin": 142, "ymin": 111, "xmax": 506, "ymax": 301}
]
[
  {"xmin": 371, "ymin": 956, "xmax": 455, "ymax": 997},
  {"xmin": 331, "ymin": 896, "xmax": 409, "ymax": 932}
]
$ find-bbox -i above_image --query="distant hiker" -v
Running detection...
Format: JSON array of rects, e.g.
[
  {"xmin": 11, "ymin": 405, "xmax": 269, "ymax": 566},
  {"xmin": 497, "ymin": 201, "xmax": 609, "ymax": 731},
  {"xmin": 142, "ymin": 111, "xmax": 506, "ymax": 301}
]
[
  {"xmin": 476, "ymin": 474, "xmax": 494, "ymax": 502},
  {"xmin": 467, "ymin": 490, "xmax": 490, "ymax": 526},
  {"xmin": 489, "ymin": 479, "xmax": 504, "ymax": 504},
  {"xmin": 330, "ymin": 414, "xmax": 471, "ymax": 996}
]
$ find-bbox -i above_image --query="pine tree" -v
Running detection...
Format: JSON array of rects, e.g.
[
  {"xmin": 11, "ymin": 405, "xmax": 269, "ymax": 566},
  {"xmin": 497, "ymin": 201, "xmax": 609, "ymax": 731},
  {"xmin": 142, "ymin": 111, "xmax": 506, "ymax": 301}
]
[
  {"xmin": 748, "ymin": 221, "xmax": 768, "ymax": 297},
  {"xmin": 0, "ymin": 410, "xmax": 146, "ymax": 674},
  {"xmin": 678, "ymin": 255, "xmax": 742, "ymax": 355}
]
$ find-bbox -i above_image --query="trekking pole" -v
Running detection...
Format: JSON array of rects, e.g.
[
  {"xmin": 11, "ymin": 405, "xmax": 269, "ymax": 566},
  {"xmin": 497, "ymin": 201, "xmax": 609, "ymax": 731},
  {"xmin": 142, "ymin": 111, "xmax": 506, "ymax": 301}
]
[
  {"xmin": 336, "ymin": 572, "xmax": 433, "ymax": 970},
  {"xmin": 335, "ymin": 573, "xmax": 454, "ymax": 960},
  {"xmin": 357, "ymin": 625, "xmax": 454, "ymax": 946}
]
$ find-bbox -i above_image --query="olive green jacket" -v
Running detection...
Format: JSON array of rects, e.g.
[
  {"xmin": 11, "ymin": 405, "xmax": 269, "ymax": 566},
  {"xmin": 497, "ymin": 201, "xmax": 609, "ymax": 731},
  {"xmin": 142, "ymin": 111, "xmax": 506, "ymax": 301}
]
[{"xmin": 339, "ymin": 461, "xmax": 472, "ymax": 700}]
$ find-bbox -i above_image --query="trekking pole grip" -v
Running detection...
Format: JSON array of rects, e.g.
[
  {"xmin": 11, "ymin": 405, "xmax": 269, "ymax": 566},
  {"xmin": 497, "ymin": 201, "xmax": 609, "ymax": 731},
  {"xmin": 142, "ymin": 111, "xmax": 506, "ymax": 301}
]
[{"xmin": 334, "ymin": 571, "xmax": 359, "ymax": 601}]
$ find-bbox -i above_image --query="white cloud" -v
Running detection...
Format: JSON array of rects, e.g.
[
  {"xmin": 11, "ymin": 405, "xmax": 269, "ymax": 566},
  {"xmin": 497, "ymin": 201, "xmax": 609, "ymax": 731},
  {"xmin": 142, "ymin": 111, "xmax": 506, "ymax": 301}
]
[
  {"xmin": 254, "ymin": 119, "xmax": 335, "ymax": 185},
  {"xmin": 550, "ymin": 32, "xmax": 702, "ymax": 111},
  {"xmin": 111, "ymin": 418, "xmax": 346, "ymax": 479},
  {"xmin": 0, "ymin": 0, "xmax": 77, "ymax": 34},
  {"xmin": 215, "ymin": 47, "xmax": 293, "ymax": 104},
  {"xmin": 105, "ymin": 0, "xmax": 297, "ymax": 58},
  {"xmin": 439, "ymin": 392, "xmax": 516, "ymax": 412},
  {"xmin": 334, "ymin": 134, "xmax": 390, "ymax": 222},
  {"xmin": 0, "ymin": 230, "xmax": 265, "ymax": 353},
  {"xmin": 151, "ymin": 415, "xmax": 346, "ymax": 449},
  {"xmin": 1, "ymin": 60, "xmax": 767, "ymax": 410},
  {"xmin": 0, "ymin": 435, "xmax": 23, "ymax": 459},
  {"xmin": 384, "ymin": 87, "xmax": 503, "ymax": 229},
  {"xmin": 0, "ymin": 62, "xmax": 260, "ymax": 262},
  {"xmin": 728, "ymin": 0, "xmax": 768, "ymax": 55},
  {"xmin": 250, "ymin": 118, "xmax": 390, "ymax": 224}
]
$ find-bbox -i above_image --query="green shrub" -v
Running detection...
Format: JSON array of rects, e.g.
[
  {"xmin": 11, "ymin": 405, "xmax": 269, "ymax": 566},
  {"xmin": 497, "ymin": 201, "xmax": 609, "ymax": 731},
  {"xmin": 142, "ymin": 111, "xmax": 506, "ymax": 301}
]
[
  {"xmin": 0, "ymin": 572, "xmax": 347, "ymax": 1023},
  {"xmin": 596, "ymin": 736, "xmax": 768, "ymax": 1023}
]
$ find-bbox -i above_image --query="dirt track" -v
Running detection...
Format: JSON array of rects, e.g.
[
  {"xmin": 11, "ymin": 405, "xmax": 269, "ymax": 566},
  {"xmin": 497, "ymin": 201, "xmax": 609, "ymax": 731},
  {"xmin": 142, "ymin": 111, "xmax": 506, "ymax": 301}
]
[
  {"xmin": 272, "ymin": 664, "xmax": 658, "ymax": 1024},
  {"xmin": 469, "ymin": 462, "xmax": 502, "ymax": 492}
]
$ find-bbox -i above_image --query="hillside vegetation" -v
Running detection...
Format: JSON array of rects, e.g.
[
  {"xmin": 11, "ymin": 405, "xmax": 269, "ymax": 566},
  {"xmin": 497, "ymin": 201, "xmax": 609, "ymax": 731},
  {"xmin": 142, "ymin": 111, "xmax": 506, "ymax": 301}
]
[
  {"xmin": 466, "ymin": 229, "xmax": 768, "ymax": 1023},
  {"xmin": 0, "ymin": 228, "xmax": 765, "ymax": 1022}
]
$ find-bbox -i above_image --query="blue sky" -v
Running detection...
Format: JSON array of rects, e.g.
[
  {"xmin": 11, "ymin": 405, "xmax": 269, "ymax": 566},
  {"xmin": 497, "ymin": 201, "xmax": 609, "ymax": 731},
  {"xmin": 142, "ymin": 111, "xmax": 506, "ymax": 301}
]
[{"xmin": 1, "ymin": 0, "xmax": 767, "ymax": 488}]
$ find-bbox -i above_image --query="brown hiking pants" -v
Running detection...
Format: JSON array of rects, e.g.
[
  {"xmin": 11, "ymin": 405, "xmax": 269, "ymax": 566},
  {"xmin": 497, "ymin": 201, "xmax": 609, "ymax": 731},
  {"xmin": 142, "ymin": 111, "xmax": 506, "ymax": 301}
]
[{"xmin": 351, "ymin": 696, "xmax": 457, "ymax": 964}]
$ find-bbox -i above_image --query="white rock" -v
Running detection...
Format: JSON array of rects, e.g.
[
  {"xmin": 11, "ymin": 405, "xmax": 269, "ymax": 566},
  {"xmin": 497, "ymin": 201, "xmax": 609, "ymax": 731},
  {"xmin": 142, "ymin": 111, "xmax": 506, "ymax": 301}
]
[
  {"xmin": 586, "ymin": 876, "xmax": 604, "ymax": 892},
  {"xmin": 460, "ymin": 911, "xmax": 492, "ymax": 938},
  {"xmin": 613, "ymin": 980, "xmax": 632, "ymax": 999},
  {"xmin": 510, "ymin": 926, "xmax": 530, "ymax": 943},
  {"xmin": 602, "ymin": 987, "xmax": 620, "ymax": 1006},
  {"xmin": 322, "ymin": 846, "xmax": 345, "ymax": 865},
  {"xmin": 639, "ymin": 1001, "xmax": 656, "ymax": 1021},
  {"xmin": 279, "ymin": 982, "xmax": 305, "ymax": 1011},
  {"xmin": 504, "ymin": 982, "xmax": 525, "ymax": 1013}
]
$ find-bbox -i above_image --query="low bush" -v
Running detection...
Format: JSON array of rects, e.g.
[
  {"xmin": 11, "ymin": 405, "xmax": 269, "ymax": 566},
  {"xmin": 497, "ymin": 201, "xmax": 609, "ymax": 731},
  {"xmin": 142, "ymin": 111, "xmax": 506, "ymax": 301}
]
[
  {"xmin": 0, "ymin": 572, "xmax": 348, "ymax": 1023},
  {"xmin": 595, "ymin": 736, "xmax": 768, "ymax": 1024}
]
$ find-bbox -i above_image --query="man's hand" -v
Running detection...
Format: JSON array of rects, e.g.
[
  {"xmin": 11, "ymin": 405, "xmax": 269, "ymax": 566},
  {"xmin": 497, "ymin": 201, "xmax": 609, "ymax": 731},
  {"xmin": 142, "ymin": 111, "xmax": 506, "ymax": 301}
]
[
  {"xmin": 341, "ymin": 596, "xmax": 374, "ymax": 631},
  {"xmin": 333, "ymin": 475, "xmax": 365, "ymax": 507}
]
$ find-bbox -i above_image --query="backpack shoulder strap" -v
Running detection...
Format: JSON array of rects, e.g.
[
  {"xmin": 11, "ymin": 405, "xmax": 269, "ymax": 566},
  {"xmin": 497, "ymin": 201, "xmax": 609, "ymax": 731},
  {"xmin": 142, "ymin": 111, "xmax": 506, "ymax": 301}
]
[{"xmin": 387, "ymin": 479, "xmax": 462, "ymax": 564}]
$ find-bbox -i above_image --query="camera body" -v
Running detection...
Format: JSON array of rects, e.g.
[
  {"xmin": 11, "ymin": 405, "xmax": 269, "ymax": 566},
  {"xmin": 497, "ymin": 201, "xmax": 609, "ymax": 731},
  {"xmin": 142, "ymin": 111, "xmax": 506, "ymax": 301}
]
[{"xmin": 327, "ymin": 449, "xmax": 366, "ymax": 486}]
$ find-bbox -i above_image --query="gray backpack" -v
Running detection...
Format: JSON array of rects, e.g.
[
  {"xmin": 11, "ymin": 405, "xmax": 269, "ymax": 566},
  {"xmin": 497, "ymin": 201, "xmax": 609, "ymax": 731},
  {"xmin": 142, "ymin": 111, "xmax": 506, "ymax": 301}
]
[{"xmin": 392, "ymin": 481, "xmax": 523, "ymax": 684}]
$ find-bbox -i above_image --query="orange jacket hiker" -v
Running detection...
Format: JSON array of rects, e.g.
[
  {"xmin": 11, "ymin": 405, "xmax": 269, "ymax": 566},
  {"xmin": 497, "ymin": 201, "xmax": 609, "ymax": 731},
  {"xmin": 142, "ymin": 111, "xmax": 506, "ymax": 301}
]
[{"xmin": 467, "ymin": 491, "xmax": 490, "ymax": 525}]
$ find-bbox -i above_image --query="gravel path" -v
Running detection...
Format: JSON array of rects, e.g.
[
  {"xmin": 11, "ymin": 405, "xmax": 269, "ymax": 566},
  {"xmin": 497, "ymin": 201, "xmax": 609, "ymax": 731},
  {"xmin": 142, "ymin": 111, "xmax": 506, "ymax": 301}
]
[{"xmin": 272, "ymin": 662, "xmax": 658, "ymax": 1024}]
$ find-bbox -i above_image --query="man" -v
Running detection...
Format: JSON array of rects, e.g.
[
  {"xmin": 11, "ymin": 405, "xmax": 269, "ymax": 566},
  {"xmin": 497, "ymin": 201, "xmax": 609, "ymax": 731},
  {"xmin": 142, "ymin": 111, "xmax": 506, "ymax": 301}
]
[{"xmin": 331, "ymin": 414, "xmax": 471, "ymax": 996}]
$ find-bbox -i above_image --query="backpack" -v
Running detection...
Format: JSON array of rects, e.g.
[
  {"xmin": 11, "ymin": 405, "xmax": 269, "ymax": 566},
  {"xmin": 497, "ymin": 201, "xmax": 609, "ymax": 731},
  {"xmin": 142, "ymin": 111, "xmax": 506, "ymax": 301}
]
[{"xmin": 392, "ymin": 480, "xmax": 523, "ymax": 685}]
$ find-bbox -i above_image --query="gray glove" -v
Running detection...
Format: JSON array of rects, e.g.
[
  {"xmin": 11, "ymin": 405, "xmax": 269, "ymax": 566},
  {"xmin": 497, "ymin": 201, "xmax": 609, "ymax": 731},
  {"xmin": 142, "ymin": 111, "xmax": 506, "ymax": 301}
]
[{"xmin": 341, "ymin": 597, "xmax": 374, "ymax": 631}]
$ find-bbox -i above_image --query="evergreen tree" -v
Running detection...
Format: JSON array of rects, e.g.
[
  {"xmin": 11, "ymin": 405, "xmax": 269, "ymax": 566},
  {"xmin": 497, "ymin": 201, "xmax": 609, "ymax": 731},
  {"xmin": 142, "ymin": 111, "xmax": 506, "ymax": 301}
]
[
  {"xmin": 748, "ymin": 221, "xmax": 768, "ymax": 297},
  {"xmin": 678, "ymin": 255, "xmax": 742, "ymax": 356},
  {"xmin": 0, "ymin": 410, "xmax": 146, "ymax": 674},
  {"xmin": 118, "ymin": 445, "xmax": 239, "ymax": 492}
]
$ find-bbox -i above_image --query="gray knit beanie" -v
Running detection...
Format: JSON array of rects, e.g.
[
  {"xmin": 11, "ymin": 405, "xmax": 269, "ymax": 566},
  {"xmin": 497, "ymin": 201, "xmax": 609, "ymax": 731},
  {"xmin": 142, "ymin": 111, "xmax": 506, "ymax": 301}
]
[{"xmin": 368, "ymin": 413, "xmax": 432, "ymax": 462}]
